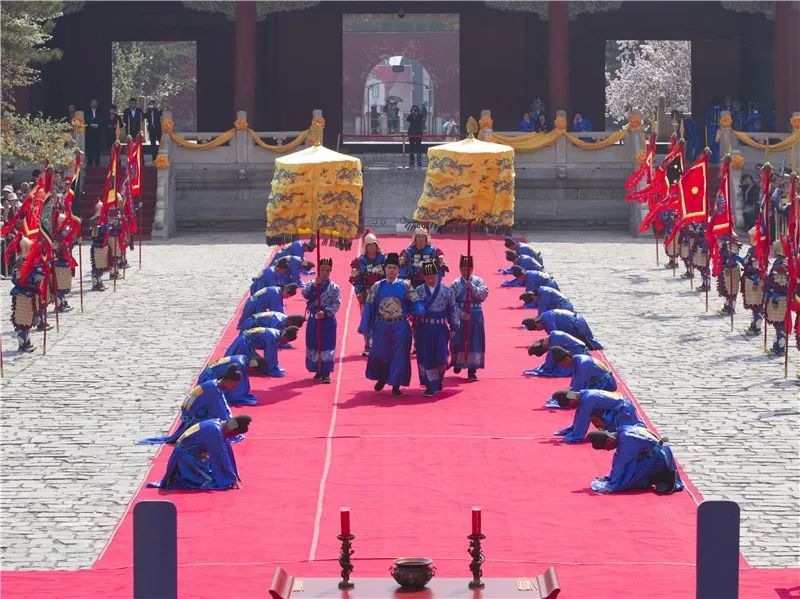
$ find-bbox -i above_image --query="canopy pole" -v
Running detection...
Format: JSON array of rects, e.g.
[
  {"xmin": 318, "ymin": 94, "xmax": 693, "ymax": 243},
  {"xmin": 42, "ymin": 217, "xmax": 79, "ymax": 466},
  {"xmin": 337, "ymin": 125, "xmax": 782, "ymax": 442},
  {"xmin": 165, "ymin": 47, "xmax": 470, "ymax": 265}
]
[{"xmin": 316, "ymin": 230, "xmax": 322, "ymax": 374}]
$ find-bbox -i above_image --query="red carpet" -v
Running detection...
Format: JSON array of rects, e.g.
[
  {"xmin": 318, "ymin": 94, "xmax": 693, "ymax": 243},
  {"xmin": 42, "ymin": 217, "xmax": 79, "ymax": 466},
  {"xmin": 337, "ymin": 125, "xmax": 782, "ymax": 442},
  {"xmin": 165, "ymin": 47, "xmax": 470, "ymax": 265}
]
[{"xmin": 3, "ymin": 236, "xmax": 798, "ymax": 598}]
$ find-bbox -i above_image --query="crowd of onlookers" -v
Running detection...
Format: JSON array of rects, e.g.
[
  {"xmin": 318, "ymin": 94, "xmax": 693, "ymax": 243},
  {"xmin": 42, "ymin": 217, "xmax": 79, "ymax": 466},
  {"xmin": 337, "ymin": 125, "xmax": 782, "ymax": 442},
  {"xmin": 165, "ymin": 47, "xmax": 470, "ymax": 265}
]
[{"xmin": 519, "ymin": 109, "xmax": 593, "ymax": 133}]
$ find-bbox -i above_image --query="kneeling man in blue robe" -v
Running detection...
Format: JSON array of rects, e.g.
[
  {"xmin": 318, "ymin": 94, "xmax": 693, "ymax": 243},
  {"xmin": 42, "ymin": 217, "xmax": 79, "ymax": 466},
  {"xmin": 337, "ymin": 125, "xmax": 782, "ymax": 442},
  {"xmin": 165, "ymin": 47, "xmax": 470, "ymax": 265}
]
[
  {"xmin": 198, "ymin": 354, "xmax": 265, "ymax": 406},
  {"xmin": 147, "ymin": 416, "xmax": 252, "ymax": 490},
  {"xmin": 238, "ymin": 311, "xmax": 305, "ymax": 332},
  {"xmin": 552, "ymin": 389, "xmax": 643, "ymax": 443},
  {"xmin": 521, "ymin": 286, "xmax": 573, "ymax": 315},
  {"xmin": 523, "ymin": 309, "xmax": 603, "ymax": 350},
  {"xmin": 503, "ymin": 266, "xmax": 559, "ymax": 295},
  {"xmin": 225, "ymin": 326, "xmax": 299, "ymax": 377},
  {"xmin": 543, "ymin": 347, "xmax": 616, "ymax": 407},
  {"xmin": 504, "ymin": 237, "xmax": 544, "ymax": 266},
  {"xmin": 587, "ymin": 426, "xmax": 684, "ymax": 495},
  {"xmin": 238, "ymin": 283, "xmax": 298, "ymax": 328},
  {"xmin": 524, "ymin": 331, "xmax": 588, "ymax": 377}
]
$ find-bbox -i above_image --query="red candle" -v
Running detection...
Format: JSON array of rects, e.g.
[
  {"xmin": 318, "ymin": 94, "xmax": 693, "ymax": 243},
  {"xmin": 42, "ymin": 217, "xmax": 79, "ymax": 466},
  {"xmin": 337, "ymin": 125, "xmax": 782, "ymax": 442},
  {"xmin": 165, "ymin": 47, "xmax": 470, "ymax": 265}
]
[
  {"xmin": 471, "ymin": 507, "xmax": 481, "ymax": 535},
  {"xmin": 340, "ymin": 507, "xmax": 351, "ymax": 536}
]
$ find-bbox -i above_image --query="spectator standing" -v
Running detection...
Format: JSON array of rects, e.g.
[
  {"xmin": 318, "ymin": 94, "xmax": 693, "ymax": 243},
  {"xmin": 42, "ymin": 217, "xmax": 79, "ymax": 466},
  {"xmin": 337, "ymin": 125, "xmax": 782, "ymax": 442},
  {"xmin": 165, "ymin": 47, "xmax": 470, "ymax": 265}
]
[
  {"xmin": 519, "ymin": 112, "xmax": 535, "ymax": 132},
  {"xmin": 145, "ymin": 100, "xmax": 162, "ymax": 162},
  {"xmin": 106, "ymin": 105, "xmax": 124, "ymax": 149},
  {"xmin": 443, "ymin": 116, "xmax": 458, "ymax": 141},
  {"xmin": 407, "ymin": 104, "xmax": 424, "ymax": 168},
  {"xmin": 369, "ymin": 105, "xmax": 380, "ymax": 135},
  {"xmin": 535, "ymin": 113, "xmax": 551, "ymax": 133},
  {"xmin": 123, "ymin": 97, "xmax": 143, "ymax": 139},
  {"xmin": 739, "ymin": 174, "xmax": 759, "ymax": 230},
  {"xmin": 85, "ymin": 99, "xmax": 104, "ymax": 166},
  {"xmin": 571, "ymin": 112, "xmax": 593, "ymax": 132}
]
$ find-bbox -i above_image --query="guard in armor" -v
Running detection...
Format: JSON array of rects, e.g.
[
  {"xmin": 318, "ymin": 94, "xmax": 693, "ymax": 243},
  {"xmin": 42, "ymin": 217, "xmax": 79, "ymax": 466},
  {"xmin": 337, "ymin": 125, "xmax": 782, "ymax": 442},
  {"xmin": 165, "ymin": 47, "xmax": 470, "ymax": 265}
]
[
  {"xmin": 741, "ymin": 227, "xmax": 765, "ymax": 335},
  {"xmin": 662, "ymin": 208, "xmax": 680, "ymax": 269},
  {"xmin": 691, "ymin": 223, "xmax": 711, "ymax": 292},
  {"xmin": 677, "ymin": 224, "xmax": 695, "ymax": 279},
  {"xmin": 764, "ymin": 240, "xmax": 788, "ymax": 355},
  {"xmin": 9, "ymin": 237, "xmax": 44, "ymax": 352},
  {"xmin": 716, "ymin": 234, "xmax": 743, "ymax": 316},
  {"xmin": 52, "ymin": 213, "xmax": 76, "ymax": 313},
  {"xmin": 89, "ymin": 200, "xmax": 110, "ymax": 291},
  {"xmin": 349, "ymin": 229, "xmax": 385, "ymax": 356},
  {"xmin": 399, "ymin": 227, "xmax": 448, "ymax": 288},
  {"xmin": 107, "ymin": 200, "xmax": 125, "ymax": 277}
]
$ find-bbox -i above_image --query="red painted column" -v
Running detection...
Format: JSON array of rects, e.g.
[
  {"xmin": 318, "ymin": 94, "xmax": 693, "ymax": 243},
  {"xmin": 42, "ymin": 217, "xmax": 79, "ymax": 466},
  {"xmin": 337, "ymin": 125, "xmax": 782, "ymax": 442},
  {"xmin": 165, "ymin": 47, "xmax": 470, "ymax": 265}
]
[
  {"xmin": 548, "ymin": 1, "xmax": 569, "ymax": 116},
  {"xmin": 235, "ymin": 1, "xmax": 257, "ymax": 121},
  {"xmin": 774, "ymin": 1, "xmax": 800, "ymax": 129}
]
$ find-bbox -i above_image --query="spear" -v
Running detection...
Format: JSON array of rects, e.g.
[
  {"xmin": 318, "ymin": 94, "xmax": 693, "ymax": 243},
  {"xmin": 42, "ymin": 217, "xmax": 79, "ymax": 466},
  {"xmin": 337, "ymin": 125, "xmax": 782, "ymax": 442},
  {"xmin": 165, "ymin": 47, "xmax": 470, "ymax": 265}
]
[{"xmin": 78, "ymin": 242, "xmax": 84, "ymax": 313}]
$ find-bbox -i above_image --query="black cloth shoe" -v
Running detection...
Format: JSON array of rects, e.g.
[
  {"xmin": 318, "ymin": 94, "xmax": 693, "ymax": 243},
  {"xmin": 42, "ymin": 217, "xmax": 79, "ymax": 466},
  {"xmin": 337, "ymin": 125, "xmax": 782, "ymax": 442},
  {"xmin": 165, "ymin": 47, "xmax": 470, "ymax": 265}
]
[
  {"xmin": 374, "ymin": 380, "xmax": 386, "ymax": 392},
  {"xmin": 19, "ymin": 342, "xmax": 36, "ymax": 353},
  {"xmin": 313, "ymin": 372, "xmax": 323, "ymax": 380},
  {"xmin": 468, "ymin": 369, "xmax": 478, "ymax": 380},
  {"xmin": 423, "ymin": 388, "xmax": 434, "ymax": 397},
  {"xmin": 453, "ymin": 367, "xmax": 462, "ymax": 374},
  {"xmin": 392, "ymin": 385, "xmax": 402, "ymax": 396},
  {"xmin": 321, "ymin": 374, "xmax": 331, "ymax": 384}
]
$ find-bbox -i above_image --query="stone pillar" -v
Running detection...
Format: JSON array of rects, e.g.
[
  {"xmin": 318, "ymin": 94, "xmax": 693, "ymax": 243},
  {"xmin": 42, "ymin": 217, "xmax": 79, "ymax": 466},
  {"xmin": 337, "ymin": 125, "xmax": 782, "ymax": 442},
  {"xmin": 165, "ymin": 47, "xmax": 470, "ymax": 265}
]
[
  {"xmin": 554, "ymin": 109, "xmax": 567, "ymax": 175},
  {"xmin": 152, "ymin": 110, "xmax": 172, "ymax": 238},
  {"xmin": 627, "ymin": 112, "xmax": 647, "ymax": 236},
  {"xmin": 235, "ymin": 1, "xmax": 257, "ymax": 122},
  {"xmin": 730, "ymin": 152, "xmax": 744, "ymax": 229},
  {"xmin": 774, "ymin": 2, "xmax": 800, "ymax": 130},
  {"xmin": 547, "ymin": 2, "xmax": 569, "ymax": 118},
  {"xmin": 74, "ymin": 110, "xmax": 86, "ymax": 152},
  {"xmin": 234, "ymin": 110, "xmax": 249, "ymax": 164}
]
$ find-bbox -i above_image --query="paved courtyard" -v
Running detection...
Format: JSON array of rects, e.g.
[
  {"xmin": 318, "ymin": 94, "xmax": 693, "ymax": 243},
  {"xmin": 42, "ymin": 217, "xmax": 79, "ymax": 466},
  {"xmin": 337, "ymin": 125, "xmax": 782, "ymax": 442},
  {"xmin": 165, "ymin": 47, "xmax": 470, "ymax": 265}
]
[{"xmin": 1, "ymin": 230, "xmax": 797, "ymax": 570}]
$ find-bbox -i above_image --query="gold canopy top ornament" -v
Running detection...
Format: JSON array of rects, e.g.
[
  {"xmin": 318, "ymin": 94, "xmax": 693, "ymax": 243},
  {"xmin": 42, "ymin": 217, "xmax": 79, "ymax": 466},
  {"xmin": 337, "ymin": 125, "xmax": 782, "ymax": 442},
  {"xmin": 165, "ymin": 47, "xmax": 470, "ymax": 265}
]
[
  {"xmin": 308, "ymin": 122, "xmax": 323, "ymax": 146},
  {"xmin": 465, "ymin": 116, "xmax": 478, "ymax": 139}
]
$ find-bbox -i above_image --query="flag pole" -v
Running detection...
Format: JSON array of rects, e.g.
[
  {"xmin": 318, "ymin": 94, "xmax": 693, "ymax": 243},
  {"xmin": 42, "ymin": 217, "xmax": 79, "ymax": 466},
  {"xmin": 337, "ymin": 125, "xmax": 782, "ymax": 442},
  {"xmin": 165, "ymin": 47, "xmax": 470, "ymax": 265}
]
[
  {"xmin": 52, "ymin": 262, "xmax": 60, "ymax": 333},
  {"xmin": 316, "ymin": 230, "xmax": 322, "ymax": 375},
  {"xmin": 78, "ymin": 242, "xmax": 84, "ymax": 313},
  {"xmin": 0, "ymin": 335, "xmax": 4, "ymax": 377},
  {"xmin": 42, "ymin": 289, "xmax": 47, "ymax": 355},
  {"xmin": 138, "ymin": 201, "xmax": 142, "ymax": 270},
  {"xmin": 654, "ymin": 229, "xmax": 660, "ymax": 266},
  {"xmin": 463, "ymin": 221, "xmax": 472, "ymax": 369}
]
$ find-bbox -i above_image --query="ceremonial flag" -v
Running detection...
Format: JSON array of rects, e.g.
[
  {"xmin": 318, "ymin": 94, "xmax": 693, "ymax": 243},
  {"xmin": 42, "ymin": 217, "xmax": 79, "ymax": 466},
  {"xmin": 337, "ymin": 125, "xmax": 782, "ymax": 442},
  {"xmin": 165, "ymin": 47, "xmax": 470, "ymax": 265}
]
[
  {"xmin": 129, "ymin": 133, "xmax": 143, "ymax": 197},
  {"xmin": 625, "ymin": 133, "xmax": 656, "ymax": 190},
  {"xmin": 99, "ymin": 143, "xmax": 121, "ymax": 224},
  {"xmin": 782, "ymin": 174, "xmax": 799, "ymax": 339},
  {"xmin": 753, "ymin": 164, "xmax": 773, "ymax": 277},
  {"xmin": 706, "ymin": 158, "xmax": 732, "ymax": 276},
  {"xmin": 54, "ymin": 152, "xmax": 83, "ymax": 267},
  {"xmin": 663, "ymin": 152, "xmax": 709, "ymax": 248}
]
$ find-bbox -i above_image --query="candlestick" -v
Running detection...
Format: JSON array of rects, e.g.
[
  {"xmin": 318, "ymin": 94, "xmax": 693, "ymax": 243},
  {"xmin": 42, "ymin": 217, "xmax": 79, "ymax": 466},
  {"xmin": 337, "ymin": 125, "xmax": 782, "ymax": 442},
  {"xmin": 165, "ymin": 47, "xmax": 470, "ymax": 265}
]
[
  {"xmin": 337, "ymin": 532, "xmax": 355, "ymax": 590},
  {"xmin": 467, "ymin": 533, "xmax": 486, "ymax": 589},
  {"xmin": 471, "ymin": 507, "xmax": 481, "ymax": 535},
  {"xmin": 340, "ymin": 507, "xmax": 351, "ymax": 537}
]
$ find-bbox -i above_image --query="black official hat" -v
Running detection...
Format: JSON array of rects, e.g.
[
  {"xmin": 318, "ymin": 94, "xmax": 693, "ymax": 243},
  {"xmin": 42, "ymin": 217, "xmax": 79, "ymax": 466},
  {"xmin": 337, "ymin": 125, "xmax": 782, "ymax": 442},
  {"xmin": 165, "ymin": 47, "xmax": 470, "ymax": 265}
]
[
  {"xmin": 504, "ymin": 237, "xmax": 516, "ymax": 249},
  {"xmin": 505, "ymin": 250, "xmax": 518, "ymax": 262},
  {"xmin": 460, "ymin": 255, "xmax": 473, "ymax": 268},
  {"xmin": 587, "ymin": 431, "xmax": 612, "ymax": 450},
  {"xmin": 282, "ymin": 325, "xmax": 299, "ymax": 342},
  {"xmin": 422, "ymin": 262, "xmax": 438, "ymax": 276},
  {"xmin": 385, "ymin": 252, "xmax": 400, "ymax": 267},
  {"xmin": 550, "ymin": 346, "xmax": 572, "ymax": 362},
  {"xmin": 282, "ymin": 283, "xmax": 298, "ymax": 296},
  {"xmin": 285, "ymin": 314, "xmax": 306, "ymax": 327},
  {"xmin": 319, "ymin": 257, "xmax": 333, "ymax": 268},
  {"xmin": 510, "ymin": 265, "xmax": 525, "ymax": 277}
]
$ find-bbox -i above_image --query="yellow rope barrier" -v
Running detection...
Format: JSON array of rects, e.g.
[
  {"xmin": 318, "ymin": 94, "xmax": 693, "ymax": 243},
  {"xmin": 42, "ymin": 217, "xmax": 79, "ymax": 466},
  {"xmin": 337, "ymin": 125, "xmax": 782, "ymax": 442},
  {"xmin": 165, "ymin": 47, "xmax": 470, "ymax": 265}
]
[
  {"xmin": 247, "ymin": 128, "xmax": 309, "ymax": 153},
  {"xmin": 168, "ymin": 128, "xmax": 236, "ymax": 149},
  {"xmin": 564, "ymin": 128, "xmax": 630, "ymax": 150},
  {"xmin": 730, "ymin": 129, "xmax": 799, "ymax": 153}
]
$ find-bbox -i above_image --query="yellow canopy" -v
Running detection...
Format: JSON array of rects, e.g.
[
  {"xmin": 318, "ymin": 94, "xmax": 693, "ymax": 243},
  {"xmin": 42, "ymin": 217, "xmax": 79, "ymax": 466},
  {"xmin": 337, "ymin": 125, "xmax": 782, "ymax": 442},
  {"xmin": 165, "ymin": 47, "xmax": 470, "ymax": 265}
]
[
  {"xmin": 266, "ymin": 144, "xmax": 363, "ymax": 249},
  {"xmin": 413, "ymin": 135, "xmax": 515, "ymax": 229}
]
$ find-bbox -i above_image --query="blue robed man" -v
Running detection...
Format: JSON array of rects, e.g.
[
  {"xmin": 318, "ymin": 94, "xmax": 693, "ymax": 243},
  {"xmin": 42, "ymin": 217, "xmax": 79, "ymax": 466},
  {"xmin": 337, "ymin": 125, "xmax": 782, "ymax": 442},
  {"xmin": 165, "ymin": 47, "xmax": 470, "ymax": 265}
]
[
  {"xmin": 238, "ymin": 311, "xmax": 305, "ymax": 332},
  {"xmin": 553, "ymin": 389, "xmax": 643, "ymax": 443},
  {"xmin": 359, "ymin": 252, "xmax": 425, "ymax": 395},
  {"xmin": 502, "ymin": 266, "xmax": 558, "ymax": 294},
  {"xmin": 269, "ymin": 238, "xmax": 315, "ymax": 267},
  {"xmin": 523, "ymin": 309, "xmax": 603, "ymax": 350},
  {"xmin": 524, "ymin": 330, "xmax": 588, "ymax": 377},
  {"xmin": 198, "ymin": 354, "xmax": 264, "ymax": 406},
  {"xmin": 499, "ymin": 249, "xmax": 543, "ymax": 275},
  {"xmin": 450, "ymin": 255, "xmax": 489, "ymax": 380},
  {"xmin": 542, "ymin": 346, "xmax": 616, "ymax": 407},
  {"xmin": 399, "ymin": 227, "xmax": 448, "ymax": 288},
  {"xmin": 302, "ymin": 257, "xmax": 341, "ymax": 383},
  {"xmin": 525, "ymin": 286, "xmax": 574, "ymax": 315},
  {"xmin": 147, "ymin": 416, "xmax": 252, "ymax": 490},
  {"xmin": 414, "ymin": 262, "xmax": 459, "ymax": 396},
  {"xmin": 225, "ymin": 326, "xmax": 299, "ymax": 377},
  {"xmin": 238, "ymin": 283, "xmax": 298, "ymax": 328},
  {"xmin": 250, "ymin": 256, "xmax": 313, "ymax": 295},
  {"xmin": 704, "ymin": 99, "xmax": 722, "ymax": 163},
  {"xmin": 504, "ymin": 237, "xmax": 543, "ymax": 266},
  {"xmin": 587, "ymin": 426, "xmax": 684, "ymax": 495},
  {"xmin": 138, "ymin": 369, "xmax": 239, "ymax": 444}
]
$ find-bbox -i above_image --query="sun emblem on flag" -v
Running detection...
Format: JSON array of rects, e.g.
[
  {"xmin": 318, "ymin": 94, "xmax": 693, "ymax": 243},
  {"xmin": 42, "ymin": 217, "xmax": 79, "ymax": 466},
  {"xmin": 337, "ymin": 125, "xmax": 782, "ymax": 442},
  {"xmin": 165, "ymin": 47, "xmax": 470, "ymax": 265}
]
[{"xmin": 691, "ymin": 186, "xmax": 699, "ymax": 194}]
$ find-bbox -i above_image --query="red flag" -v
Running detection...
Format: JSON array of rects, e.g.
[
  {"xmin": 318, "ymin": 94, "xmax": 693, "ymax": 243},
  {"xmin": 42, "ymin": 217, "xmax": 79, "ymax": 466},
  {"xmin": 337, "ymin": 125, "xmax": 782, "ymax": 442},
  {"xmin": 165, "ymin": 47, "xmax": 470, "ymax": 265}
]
[
  {"xmin": 783, "ymin": 174, "xmax": 799, "ymax": 337},
  {"xmin": 706, "ymin": 159, "xmax": 732, "ymax": 276},
  {"xmin": 129, "ymin": 134, "xmax": 143, "ymax": 197},
  {"xmin": 99, "ymin": 143, "xmax": 121, "ymax": 225},
  {"xmin": 663, "ymin": 153, "xmax": 709, "ymax": 248},
  {"xmin": 753, "ymin": 164, "xmax": 773, "ymax": 278},
  {"xmin": 627, "ymin": 139, "xmax": 683, "ymax": 205},
  {"xmin": 625, "ymin": 133, "xmax": 656, "ymax": 190}
]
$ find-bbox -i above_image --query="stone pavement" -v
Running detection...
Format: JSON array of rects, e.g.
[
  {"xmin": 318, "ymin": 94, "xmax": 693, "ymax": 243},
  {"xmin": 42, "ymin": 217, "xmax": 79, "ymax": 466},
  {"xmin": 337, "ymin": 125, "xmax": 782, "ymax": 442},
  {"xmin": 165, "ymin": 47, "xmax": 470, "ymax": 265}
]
[
  {"xmin": 0, "ymin": 230, "xmax": 797, "ymax": 570},
  {"xmin": 522, "ymin": 230, "xmax": 799, "ymax": 568}
]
